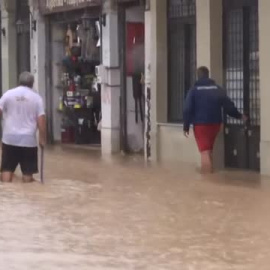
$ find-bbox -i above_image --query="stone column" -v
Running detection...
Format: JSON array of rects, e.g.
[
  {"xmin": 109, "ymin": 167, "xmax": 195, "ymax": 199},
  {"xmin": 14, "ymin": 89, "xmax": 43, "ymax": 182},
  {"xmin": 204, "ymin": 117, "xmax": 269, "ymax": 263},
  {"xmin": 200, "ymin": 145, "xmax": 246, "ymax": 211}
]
[
  {"xmin": 259, "ymin": 0, "xmax": 270, "ymax": 175},
  {"xmin": 149, "ymin": 0, "xmax": 168, "ymax": 161},
  {"xmin": 101, "ymin": 0, "xmax": 121, "ymax": 154},
  {"xmin": 1, "ymin": 0, "xmax": 17, "ymax": 92},
  {"xmin": 196, "ymin": 0, "xmax": 224, "ymax": 169}
]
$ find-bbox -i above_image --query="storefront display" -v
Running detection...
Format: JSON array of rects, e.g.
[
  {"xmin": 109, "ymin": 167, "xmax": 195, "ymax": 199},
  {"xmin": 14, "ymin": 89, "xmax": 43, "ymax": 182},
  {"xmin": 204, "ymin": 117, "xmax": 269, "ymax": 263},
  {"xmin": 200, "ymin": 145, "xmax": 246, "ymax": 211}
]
[
  {"xmin": 38, "ymin": 0, "xmax": 102, "ymax": 146},
  {"xmin": 59, "ymin": 20, "xmax": 101, "ymax": 145}
]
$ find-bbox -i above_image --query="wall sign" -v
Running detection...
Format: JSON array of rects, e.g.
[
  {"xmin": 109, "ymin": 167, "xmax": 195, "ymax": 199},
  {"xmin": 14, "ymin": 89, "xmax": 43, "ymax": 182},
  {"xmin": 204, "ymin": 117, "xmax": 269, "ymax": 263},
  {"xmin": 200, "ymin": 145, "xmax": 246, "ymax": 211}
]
[{"xmin": 38, "ymin": 0, "xmax": 102, "ymax": 14}]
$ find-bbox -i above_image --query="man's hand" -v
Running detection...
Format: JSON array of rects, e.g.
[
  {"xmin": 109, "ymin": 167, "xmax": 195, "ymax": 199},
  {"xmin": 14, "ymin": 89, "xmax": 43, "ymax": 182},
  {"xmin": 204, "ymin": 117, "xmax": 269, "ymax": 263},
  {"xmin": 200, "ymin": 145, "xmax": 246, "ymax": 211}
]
[
  {"xmin": 38, "ymin": 115, "xmax": 46, "ymax": 148},
  {"xmin": 184, "ymin": 131, "xmax": 189, "ymax": 138},
  {"xmin": 242, "ymin": 114, "xmax": 248, "ymax": 122},
  {"xmin": 39, "ymin": 137, "xmax": 46, "ymax": 148}
]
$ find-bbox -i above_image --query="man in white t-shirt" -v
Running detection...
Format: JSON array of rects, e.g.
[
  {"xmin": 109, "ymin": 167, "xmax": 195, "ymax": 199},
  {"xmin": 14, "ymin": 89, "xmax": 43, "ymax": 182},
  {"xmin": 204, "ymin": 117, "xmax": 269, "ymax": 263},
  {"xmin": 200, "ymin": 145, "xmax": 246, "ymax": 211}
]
[{"xmin": 0, "ymin": 72, "xmax": 46, "ymax": 183}]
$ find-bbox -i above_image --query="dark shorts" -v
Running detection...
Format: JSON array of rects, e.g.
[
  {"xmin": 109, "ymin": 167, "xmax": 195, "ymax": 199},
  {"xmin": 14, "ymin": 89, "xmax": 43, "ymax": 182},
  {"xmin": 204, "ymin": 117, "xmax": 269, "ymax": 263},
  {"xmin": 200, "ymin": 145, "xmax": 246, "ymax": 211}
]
[
  {"xmin": 1, "ymin": 143, "xmax": 38, "ymax": 175},
  {"xmin": 194, "ymin": 124, "xmax": 221, "ymax": 152}
]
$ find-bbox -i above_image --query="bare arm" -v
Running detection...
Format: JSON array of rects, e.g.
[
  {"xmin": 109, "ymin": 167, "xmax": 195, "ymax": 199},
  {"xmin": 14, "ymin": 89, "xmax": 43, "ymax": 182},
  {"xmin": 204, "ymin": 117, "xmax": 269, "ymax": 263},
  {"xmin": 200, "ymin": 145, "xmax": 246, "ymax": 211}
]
[
  {"xmin": 0, "ymin": 94, "xmax": 6, "ymax": 118},
  {"xmin": 37, "ymin": 115, "xmax": 46, "ymax": 147}
]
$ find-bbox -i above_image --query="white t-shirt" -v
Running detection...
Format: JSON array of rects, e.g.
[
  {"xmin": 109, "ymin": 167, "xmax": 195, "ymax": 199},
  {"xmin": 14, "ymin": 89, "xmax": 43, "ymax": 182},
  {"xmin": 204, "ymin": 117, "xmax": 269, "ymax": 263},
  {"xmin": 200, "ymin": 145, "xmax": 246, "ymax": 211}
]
[{"xmin": 0, "ymin": 86, "xmax": 45, "ymax": 147}]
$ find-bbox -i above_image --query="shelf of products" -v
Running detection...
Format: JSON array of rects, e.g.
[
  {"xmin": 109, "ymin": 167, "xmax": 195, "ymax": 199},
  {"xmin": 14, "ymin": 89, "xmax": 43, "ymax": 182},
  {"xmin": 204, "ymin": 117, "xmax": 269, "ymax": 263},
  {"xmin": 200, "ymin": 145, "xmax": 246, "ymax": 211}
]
[{"xmin": 59, "ymin": 21, "xmax": 101, "ymax": 145}]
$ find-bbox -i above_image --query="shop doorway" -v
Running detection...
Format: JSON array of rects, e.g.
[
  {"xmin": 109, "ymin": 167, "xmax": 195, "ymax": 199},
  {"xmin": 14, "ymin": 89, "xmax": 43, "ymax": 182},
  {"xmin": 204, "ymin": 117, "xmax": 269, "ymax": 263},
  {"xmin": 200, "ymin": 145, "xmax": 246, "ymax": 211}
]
[
  {"xmin": 47, "ymin": 10, "xmax": 102, "ymax": 147},
  {"xmin": 167, "ymin": 0, "xmax": 196, "ymax": 123},
  {"xmin": 119, "ymin": 4, "xmax": 145, "ymax": 154},
  {"xmin": 223, "ymin": 0, "xmax": 260, "ymax": 171}
]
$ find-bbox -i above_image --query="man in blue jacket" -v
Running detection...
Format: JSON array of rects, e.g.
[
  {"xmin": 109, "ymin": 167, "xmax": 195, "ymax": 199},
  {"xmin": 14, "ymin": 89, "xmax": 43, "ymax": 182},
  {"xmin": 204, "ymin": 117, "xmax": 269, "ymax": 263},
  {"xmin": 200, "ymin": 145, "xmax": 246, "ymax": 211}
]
[{"xmin": 183, "ymin": 66, "xmax": 246, "ymax": 173}]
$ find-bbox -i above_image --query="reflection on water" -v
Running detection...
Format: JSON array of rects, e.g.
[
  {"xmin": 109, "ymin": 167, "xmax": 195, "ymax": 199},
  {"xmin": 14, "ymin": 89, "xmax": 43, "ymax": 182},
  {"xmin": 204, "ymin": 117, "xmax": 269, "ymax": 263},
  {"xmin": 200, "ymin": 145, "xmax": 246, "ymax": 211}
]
[{"xmin": 1, "ymin": 147, "xmax": 270, "ymax": 269}]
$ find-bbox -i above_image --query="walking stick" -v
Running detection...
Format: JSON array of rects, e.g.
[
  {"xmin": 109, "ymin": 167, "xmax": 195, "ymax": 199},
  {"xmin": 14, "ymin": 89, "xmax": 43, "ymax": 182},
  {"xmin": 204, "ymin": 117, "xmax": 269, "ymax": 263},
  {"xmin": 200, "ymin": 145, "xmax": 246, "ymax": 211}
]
[{"xmin": 40, "ymin": 146, "xmax": 44, "ymax": 184}]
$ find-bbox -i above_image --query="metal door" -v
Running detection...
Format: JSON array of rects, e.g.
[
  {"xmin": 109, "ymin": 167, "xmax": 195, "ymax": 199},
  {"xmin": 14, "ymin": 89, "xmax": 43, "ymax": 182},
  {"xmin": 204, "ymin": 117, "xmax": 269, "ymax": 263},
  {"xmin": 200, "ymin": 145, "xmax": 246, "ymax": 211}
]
[{"xmin": 223, "ymin": 0, "xmax": 260, "ymax": 171}]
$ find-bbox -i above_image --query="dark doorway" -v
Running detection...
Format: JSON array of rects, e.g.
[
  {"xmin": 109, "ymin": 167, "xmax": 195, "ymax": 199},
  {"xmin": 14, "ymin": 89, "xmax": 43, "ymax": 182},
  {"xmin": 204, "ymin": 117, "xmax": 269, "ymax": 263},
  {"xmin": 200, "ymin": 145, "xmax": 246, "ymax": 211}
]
[
  {"xmin": 16, "ymin": 0, "xmax": 31, "ymax": 75},
  {"xmin": 118, "ymin": 3, "xmax": 145, "ymax": 154},
  {"xmin": 223, "ymin": 0, "xmax": 260, "ymax": 171},
  {"xmin": 167, "ymin": 0, "xmax": 196, "ymax": 123}
]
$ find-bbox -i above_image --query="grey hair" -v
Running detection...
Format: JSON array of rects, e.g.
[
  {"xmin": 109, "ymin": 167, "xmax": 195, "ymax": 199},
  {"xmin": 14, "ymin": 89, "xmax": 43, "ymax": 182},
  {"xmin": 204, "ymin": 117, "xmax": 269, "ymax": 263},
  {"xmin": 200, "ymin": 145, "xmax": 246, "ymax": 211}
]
[{"xmin": 19, "ymin": 72, "xmax": 35, "ymax": 88}]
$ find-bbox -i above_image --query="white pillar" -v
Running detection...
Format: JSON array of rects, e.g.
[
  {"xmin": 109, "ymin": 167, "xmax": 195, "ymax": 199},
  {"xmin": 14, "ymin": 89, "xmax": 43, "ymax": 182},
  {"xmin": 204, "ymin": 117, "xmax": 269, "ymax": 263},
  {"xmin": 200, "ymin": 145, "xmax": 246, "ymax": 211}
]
[
  {"xmin": 101, "ymin": 0, "xmax": 121, "ymax": 154},
  {"xmin": 1, "ymin": 0, "xmax": 17, "ymax": 92},
  {"xmin": 259, "ymin": 0, "xmax": 270, "ymax": 175},
  {"xmin": 196, "ymin": 0, "xmax": 224, "ymax": 169},
  {"xmin": 30, "ymin": 3, "xmax": 46, "ymax": 104},
  {"xmin": 149, "ymin": 0, "xmax": 168, "ymax": 161}
]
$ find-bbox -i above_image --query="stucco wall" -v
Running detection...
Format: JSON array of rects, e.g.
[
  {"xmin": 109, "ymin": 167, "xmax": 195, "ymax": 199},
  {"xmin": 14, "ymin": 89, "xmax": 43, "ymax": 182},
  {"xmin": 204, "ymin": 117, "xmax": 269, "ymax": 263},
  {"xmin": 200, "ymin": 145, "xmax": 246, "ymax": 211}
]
[{"xmin": 158, "ymin": 124, "xmax": 200, "ymax": 166}]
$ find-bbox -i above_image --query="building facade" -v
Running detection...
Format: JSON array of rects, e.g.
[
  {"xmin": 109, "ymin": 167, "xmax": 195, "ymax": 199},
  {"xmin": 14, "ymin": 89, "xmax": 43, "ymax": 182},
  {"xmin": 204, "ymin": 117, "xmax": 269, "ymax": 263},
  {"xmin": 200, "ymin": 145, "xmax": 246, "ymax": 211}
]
[
  {"xmin": 1, "ymin": 0, "xmax": 270, "ymax": 175},
  {"xmin": 147, "ymin": 0, "xmax": 270, "ymax": 176}
]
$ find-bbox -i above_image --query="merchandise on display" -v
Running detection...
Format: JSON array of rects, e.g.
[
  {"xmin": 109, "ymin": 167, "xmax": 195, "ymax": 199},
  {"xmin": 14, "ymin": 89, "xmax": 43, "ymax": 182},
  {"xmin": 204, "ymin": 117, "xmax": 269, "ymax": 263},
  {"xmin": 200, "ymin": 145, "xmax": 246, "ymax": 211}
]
[{"xmin": 59, "ymin": 20, "xmax": 101, "ymax": 145}]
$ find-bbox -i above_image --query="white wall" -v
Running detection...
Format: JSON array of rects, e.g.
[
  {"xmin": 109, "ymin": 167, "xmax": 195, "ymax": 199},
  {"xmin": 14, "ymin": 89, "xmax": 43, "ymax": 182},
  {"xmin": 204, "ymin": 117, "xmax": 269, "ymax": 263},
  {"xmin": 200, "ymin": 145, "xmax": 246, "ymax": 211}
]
[
  {"xmin": 125, "ymin": 6, "xmax": 145, "ymax": 153},
  {"xmin": 101, "ymin": 10, "xmax": 121, "ymax": 154},
  {"xmin": 31, "ymin": 8, "xmax": 46, "ymax": 104}
]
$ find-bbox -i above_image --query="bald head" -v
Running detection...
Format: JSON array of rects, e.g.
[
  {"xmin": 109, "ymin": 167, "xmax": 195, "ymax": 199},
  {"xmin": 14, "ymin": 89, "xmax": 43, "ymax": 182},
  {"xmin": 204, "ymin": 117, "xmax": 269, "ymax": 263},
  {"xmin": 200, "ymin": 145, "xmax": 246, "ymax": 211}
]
[{"xmin": 19, "ymin": 72, "xmax": 34, "ymax": 88}]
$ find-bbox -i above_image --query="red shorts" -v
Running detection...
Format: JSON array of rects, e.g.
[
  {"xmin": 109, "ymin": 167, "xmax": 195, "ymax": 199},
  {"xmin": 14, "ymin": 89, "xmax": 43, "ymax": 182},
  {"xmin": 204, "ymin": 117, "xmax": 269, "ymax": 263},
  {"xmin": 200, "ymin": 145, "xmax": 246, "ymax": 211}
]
[{"xmin": 194, "ymin": 124, "xmax": 221, "ymax": 152}]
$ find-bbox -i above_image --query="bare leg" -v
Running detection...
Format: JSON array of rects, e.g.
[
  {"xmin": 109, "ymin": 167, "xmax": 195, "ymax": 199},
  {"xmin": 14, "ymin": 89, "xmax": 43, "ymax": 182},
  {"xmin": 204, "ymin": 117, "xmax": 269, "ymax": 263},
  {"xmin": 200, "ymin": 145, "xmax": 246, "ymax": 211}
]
[
  {"xmin": 22, "ymin": 175, "xmax": 35, "ymax": 183},
  {"xmin": 1, "ymin": 171, "xmax": 13, "ymax": 183},
  {"xmin": 210, "ymin": 151, "xmax": 213, "ymax": 167},
  {"xmin": 200, "ymin": 151, "xmax": 213, "ymax": 174}
]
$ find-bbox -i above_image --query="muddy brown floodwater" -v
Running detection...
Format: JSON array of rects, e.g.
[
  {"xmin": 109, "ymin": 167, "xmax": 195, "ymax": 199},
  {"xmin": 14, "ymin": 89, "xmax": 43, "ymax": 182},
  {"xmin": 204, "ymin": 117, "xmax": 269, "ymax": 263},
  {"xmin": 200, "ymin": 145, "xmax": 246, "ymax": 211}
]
[{"xmin": 1, "ymin": 146, "xmax": 270, "ymax": 270}]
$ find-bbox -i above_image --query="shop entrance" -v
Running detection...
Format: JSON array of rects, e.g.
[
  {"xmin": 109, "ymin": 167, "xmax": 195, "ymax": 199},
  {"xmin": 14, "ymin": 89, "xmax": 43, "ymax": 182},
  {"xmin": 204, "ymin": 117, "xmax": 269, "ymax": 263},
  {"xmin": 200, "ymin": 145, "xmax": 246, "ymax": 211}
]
[
  {"xmin": 119, "ymin": 4, "xmax": 145, "ymax": 154},
  {"xmin": 167, "ymin": 0, "xmax": 196, "ymax": 123},
  {"xmin": 223, "ymin": 0, "xmax": 260, "ymax": 170},
  {"xmin": 47, "ymin": 10, "xmax": 102, "ymax": 146}
]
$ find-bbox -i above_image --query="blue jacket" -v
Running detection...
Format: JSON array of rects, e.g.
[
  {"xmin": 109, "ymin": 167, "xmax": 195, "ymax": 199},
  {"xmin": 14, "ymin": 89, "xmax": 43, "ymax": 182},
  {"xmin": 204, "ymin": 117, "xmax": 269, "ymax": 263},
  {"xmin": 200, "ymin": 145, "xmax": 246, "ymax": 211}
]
[{"xmin": 183, "ymin": 78, "xmax": 242, "ymax": 132}]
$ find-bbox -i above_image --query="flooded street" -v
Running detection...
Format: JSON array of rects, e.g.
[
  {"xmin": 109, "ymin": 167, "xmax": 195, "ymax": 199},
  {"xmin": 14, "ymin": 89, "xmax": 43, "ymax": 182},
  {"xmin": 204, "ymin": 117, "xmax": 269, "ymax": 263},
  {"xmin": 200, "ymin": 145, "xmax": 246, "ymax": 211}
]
[{"xmin": 1, "ymin": 147, "xmax": 270, "ymax": 270}]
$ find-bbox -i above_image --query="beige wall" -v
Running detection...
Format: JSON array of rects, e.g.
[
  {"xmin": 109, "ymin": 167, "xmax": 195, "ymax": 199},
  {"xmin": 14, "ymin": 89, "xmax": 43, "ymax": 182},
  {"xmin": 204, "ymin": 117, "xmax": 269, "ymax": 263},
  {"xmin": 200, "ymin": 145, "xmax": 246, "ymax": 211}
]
[
  {"xmin": 196, "ymin": 0, "xmax": 223, "ymax": 85},
  {"xmin": 158, "ymin": 124, "xmax": 200, "ymax": 166},
  {"xmin": 259, "ymin": 0, "xmax": 270, "ymax": 175}
]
